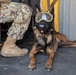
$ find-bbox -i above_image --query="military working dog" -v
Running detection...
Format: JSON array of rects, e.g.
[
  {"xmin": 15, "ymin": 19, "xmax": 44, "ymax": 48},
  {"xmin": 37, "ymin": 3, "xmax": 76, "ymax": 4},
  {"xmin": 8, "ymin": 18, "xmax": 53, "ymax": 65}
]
[{"xmin": 28, "ymin": 0, "xmax": 76, "ymax": 71}]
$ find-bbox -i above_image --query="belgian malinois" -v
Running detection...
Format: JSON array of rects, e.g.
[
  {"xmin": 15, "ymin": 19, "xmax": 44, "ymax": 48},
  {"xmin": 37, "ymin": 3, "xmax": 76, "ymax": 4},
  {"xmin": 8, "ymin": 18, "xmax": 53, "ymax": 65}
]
[{"xmin": 28, "ymin": 0, "xmax": 76, "ymax": 71}]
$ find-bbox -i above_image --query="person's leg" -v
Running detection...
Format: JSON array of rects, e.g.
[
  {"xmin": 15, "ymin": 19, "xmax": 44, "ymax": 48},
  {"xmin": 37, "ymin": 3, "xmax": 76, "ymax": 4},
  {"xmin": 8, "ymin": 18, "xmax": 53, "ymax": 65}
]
[{"xmin": 1, "ymin": 4, "xmax": 32, "ymax": 57}]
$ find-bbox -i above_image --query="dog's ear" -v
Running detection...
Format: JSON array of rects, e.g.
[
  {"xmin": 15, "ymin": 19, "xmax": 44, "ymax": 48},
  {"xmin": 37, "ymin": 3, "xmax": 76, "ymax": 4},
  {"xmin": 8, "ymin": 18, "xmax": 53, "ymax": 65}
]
[{"xmin": 35, "ymin": 5, "xmax": 40, "ymax": 13}]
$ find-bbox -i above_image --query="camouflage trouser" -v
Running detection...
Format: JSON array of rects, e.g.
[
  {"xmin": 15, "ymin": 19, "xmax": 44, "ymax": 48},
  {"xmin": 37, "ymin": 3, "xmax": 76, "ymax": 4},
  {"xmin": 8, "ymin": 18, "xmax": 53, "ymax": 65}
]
[{"xmin": 0, "ymin": 2, "xmax": 32, "ymax": 40}]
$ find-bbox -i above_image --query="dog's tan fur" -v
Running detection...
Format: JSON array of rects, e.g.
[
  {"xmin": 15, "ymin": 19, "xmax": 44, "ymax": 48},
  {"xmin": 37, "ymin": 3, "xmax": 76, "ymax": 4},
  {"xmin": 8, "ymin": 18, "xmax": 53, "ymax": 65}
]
[
  {"xmin": 28, "ymin": 0, "xmax": 76, "ymax": 71},
  {"xmin": 28, "ymin": 26, "xmax": 76, "ymax": 71}
]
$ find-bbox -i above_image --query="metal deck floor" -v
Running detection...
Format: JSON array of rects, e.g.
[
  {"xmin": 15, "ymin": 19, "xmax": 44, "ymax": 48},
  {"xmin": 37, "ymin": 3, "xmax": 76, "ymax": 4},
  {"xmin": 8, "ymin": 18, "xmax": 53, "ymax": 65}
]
[{"xmin": 0, "ymin": 45, "xmax": 76, "ymax": 75}]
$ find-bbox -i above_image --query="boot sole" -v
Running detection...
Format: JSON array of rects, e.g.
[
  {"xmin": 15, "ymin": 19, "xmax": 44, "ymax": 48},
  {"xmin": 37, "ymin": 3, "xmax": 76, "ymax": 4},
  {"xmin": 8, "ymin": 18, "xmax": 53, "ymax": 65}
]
[{"xmin": 1, "ymin": 51, "xmax": 28, "ymax": 57}]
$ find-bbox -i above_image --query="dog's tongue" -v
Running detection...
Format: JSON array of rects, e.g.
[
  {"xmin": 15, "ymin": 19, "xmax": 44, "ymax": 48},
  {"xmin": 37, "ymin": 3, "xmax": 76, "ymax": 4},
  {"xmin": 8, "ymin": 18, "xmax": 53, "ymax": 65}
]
[{"xmin": 40, "ymin": 30, "xmax": 44, "ymax": 33}]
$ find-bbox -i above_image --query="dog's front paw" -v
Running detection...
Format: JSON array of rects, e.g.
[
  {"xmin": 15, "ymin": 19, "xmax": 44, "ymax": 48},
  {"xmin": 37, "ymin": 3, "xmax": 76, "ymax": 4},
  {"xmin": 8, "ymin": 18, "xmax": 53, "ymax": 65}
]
[
  {"xmin": 28, "ymin": 64, "xmax": 36, "ymax": 71},
  {"xmin": 45, "ymin": 64, "xmax": 52, "ymax": 71}
]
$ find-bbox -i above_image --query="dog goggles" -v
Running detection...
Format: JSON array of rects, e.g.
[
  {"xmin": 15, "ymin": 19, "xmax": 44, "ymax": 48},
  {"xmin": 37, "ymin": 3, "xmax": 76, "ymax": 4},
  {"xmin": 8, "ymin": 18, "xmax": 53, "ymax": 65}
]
[{"xmin": 35, "ymin": 12, "xmax": 53, "ymax": 23}]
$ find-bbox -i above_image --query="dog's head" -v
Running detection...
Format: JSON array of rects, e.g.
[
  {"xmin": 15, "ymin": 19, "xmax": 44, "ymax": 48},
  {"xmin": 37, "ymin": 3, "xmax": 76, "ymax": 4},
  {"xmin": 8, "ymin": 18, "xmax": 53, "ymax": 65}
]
[
  {"xmin": 34, "ymin": 0, "xmax": 57, "ymax": 34},
  {"xmin": 35, "ymin": 11, "xmax": 53, "ymax": 34}
]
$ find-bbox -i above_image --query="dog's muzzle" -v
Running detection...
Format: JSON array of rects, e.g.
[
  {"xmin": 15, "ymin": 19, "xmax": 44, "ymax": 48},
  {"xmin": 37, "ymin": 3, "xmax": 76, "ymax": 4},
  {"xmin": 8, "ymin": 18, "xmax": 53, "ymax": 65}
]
[{"xmin": 35, "ymin": 12, "xmax": 53, "ymax": 34}]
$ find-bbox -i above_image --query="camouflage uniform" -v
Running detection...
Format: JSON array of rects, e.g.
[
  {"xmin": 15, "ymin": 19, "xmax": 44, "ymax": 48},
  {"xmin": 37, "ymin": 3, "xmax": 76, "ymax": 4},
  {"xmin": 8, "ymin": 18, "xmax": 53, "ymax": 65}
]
[{"xmin": 0, "ymin": 1, "xmax": 32, "ymax": 40}]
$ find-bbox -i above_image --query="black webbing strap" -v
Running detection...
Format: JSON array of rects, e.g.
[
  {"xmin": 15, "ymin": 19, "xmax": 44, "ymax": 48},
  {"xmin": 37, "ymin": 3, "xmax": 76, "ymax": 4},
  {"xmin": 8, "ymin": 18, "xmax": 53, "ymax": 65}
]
[{"xmin": 28, "ymin": 0, "xmax": 31, "ymax": 6}]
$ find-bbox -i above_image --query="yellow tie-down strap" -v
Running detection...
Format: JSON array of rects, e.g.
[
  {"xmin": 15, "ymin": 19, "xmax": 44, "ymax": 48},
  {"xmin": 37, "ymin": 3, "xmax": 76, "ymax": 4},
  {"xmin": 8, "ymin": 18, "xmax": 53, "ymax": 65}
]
[{"xmin": 40, "ymin": 0, "xmax": 59, "ymax": 32}]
